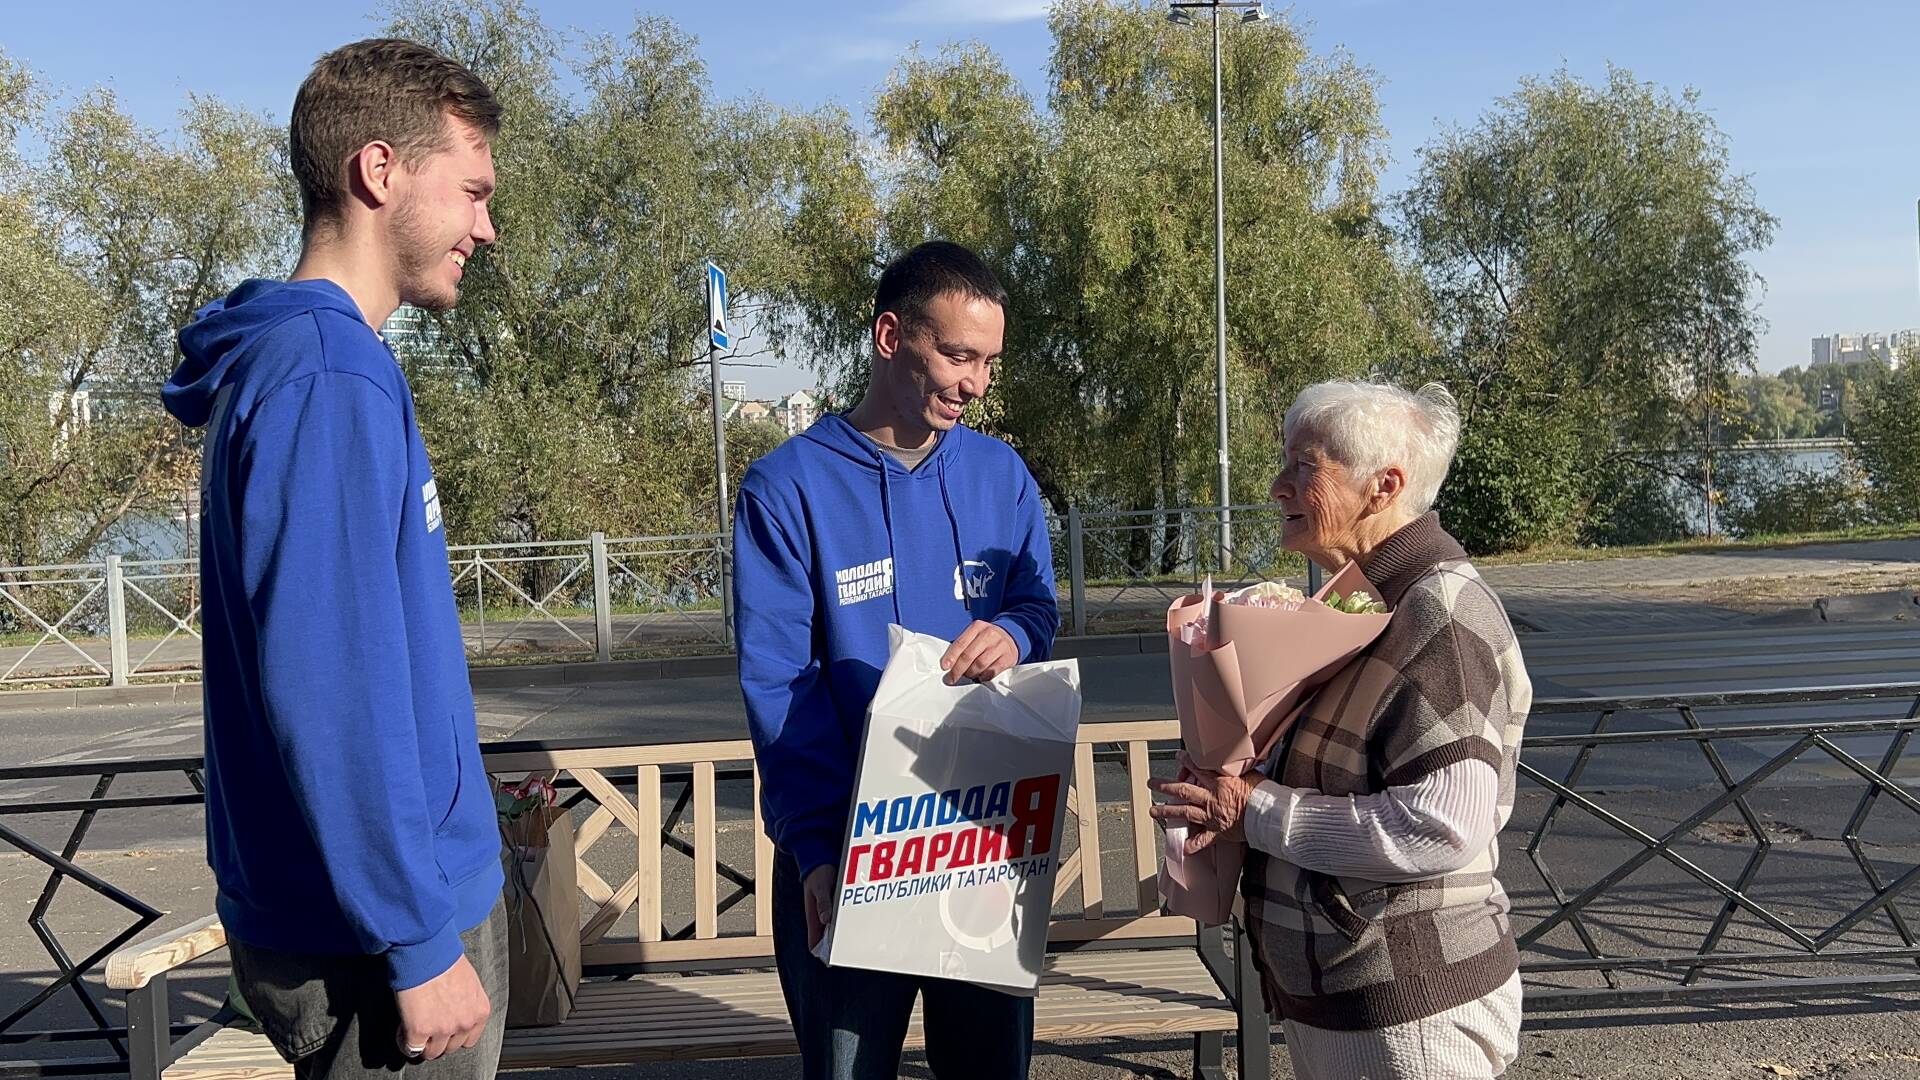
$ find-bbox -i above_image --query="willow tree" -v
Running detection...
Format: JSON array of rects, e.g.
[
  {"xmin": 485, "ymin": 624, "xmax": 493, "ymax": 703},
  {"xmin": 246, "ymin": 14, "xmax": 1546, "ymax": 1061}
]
[
  {"xmin": 384, "ymin": 0, "xmax": 874, "ymax": 543},
  {"xmin": 1397, "ymin": 67, "xmax": 1776, "ymax": 551},
  {"xmin": 788, "ymin": 0, "xmax": 1426, "ymax": 528},
  {"xmin": 0, "ymin": 50, "xmax": 292, "ymax": 568}
]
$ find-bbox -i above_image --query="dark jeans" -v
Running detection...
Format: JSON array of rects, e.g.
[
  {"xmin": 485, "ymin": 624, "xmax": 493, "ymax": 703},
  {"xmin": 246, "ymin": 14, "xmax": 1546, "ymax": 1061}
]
[
  {"xmin": 230, "ymin": 900, "xmax": 508, "ymax": 1080},
  {"xmin": 772, "ymin": 852, "xmax": 1034, "ymax": 1080}
]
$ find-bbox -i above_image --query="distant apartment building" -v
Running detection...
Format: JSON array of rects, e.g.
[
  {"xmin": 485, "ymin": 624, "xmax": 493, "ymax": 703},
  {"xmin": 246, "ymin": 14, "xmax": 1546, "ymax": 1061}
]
[
  {"xmin": 379, "ymin": 305, "xmax": 462, "ymax": 371},
  {"xmin": 778, "ymin": 389, "xmax": 819, "ymax": 435},
  {"xmin": 721, "ymin": 380, "xmax": 749, "ymax": 402},
  {"xmin": 1895, "ymin": 330, "xmax": 1920, "ymax": 366},
  {"xmin": 721, "ymin": 391, "xmax": 815, "ymax": 433},
  {"xmin": 47, "ymin": 388, "xmax": 92, "ymax": 447},
  {"xmin": 1811, "ymin": 330, "xmax": 1919, "ymax": 368},
  {"xmin": 49, "ymin": 388, "xmax": 92, "ymax": 427}
]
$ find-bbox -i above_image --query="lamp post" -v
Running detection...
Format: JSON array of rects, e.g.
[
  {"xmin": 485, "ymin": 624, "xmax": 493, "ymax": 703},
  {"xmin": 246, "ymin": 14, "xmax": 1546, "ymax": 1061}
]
[{"xmin": 1170, "ymin": 0, "xmax": 1264, "ymax": 567}]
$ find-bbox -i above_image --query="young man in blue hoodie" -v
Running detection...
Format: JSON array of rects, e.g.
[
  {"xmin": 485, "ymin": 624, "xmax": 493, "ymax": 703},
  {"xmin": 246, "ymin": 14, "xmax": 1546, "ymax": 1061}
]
[
  {"xmin": 162, "ymin": 40, "xmax": 504, "ymax": 1079},
  {"xmin": 734, "ymin": 241, "xmax": 1060, "ymax": 1079}
]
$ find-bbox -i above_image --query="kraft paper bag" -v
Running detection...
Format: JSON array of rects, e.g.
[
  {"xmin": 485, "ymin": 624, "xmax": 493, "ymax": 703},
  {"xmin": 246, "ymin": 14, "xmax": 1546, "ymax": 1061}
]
[{"xmin": 502, "ymin": 809, "xmax": 582, "ymax": 1027}]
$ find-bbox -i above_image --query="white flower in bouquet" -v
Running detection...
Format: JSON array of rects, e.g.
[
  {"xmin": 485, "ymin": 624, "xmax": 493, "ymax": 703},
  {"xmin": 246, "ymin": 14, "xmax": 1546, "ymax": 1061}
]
[{"xmin": 1227, "ymin": 581, "xmax": 1306, "ymax": 609}]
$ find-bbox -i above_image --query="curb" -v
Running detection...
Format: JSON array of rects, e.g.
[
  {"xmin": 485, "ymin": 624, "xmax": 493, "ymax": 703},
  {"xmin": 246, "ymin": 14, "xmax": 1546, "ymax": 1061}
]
[
  {"xmin": 0, "ymin": 633, "xmax": 1169, "ymax": 711},
  {"xmin": 0, "ymin": 682, "xmax": 204, "ymax": 713}
]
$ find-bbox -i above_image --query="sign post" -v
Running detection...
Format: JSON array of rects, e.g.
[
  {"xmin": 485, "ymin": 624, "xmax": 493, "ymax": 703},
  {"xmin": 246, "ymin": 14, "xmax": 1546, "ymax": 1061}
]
[{"xmin": 706, "ymin": 261, "xmax": 733, "ymax": 643}]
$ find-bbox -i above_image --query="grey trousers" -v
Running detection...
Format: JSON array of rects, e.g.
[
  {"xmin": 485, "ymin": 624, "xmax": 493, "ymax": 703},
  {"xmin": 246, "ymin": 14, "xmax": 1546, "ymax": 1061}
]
[{"xmin": 230, "ymin": 900, "xmax": 508, "ymax": 1080}]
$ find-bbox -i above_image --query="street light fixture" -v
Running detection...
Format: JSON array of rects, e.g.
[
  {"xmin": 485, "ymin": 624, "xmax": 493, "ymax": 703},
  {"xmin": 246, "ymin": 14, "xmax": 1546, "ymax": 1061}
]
[{"xmin": 1169, "ymin": 0, "xmax": 1263, "ymax": 565}]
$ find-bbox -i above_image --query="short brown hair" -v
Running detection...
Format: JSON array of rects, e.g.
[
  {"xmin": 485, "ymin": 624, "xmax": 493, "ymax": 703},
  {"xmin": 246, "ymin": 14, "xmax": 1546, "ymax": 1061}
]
[{"xmin": 290, "ymin": 38, "xmax": 500, "ymax": 233}]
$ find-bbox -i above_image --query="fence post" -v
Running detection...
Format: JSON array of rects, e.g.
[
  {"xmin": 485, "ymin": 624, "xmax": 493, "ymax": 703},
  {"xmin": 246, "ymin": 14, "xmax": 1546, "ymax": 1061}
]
[
  {"xmin": 718, "ymin": 536, "xmax": 734, "ymax": 648},
  {"xmin": 1067, "ymin": 506, "xmax": 1087, "ymax": 639},
  {"xmin": 473, "ymin": 552, "xmax": 486, "ymax": 659},
  {"xmin": 105, "ymin": 556, "xmax": 130, "ymax": 687},
  {"xmin": 590, "ymin": 533, "xmax": 613, "ymax": 663},
  {"xmin": 1307, "ymin": 560, "xmax": 1323, "ymax": 596}
]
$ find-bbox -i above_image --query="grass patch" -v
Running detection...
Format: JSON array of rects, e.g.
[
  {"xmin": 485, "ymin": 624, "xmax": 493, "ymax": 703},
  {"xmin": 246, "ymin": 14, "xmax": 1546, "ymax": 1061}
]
[
  {"xmin": 1478, "ymin": 522, "xmax": 1920, "ymax": 566},
  {"xmin": 455, "ymin": 599, "xmax": 723, "ymax": 623},
  {"xmin": 0, "ymin": 627, "xmax": 184, "ymax": 647}
]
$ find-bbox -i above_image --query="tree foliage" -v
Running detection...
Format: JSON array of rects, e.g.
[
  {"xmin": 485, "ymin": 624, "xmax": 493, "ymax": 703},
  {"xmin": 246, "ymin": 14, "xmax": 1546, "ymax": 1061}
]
[
  {"xmin": 0, "ymin": 50, "xmax": 293, "ymax": 567},
  {"xmin": 788, "ymin": 1, "xmax": 1427, "ymax": 518},
  {"xmin": 1396, "ymin": 67, "xmax": 1776, "ymax": 552},
  {"xmin": 3, "ymin": 9, "xmax": 1810, "ymax": 566},
  {"xmin": 1849, "ymin": 350, "xmax": 1920, "ymax": 524},
  {"xmin": 1734, "ymin": 360, "xmax": 1884, "ymax": 441},
  {"xmin": 1720, "ymin": 456, "xmax": 1869, "ymax": 538},
  {"xmin": 379, "ymin": 0, "xmax": 871, "ymax": 542}
]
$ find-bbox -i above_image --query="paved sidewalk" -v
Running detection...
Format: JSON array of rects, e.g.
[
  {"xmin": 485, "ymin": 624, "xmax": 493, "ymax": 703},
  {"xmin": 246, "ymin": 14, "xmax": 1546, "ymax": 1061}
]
[
  {"xmin": 1485, "ymin": 539, "xmax": 1920, "ymax": 588},
  {"xmin": 1478, "ymin": 539, "xmax": 1920, "ymax": 633}
]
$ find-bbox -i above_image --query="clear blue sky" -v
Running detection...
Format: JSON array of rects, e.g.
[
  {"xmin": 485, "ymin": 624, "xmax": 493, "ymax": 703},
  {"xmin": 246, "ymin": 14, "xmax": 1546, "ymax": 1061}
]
[{"xmin": 6, "ymin": 0, "xmax": 1917, "ymax": 395}]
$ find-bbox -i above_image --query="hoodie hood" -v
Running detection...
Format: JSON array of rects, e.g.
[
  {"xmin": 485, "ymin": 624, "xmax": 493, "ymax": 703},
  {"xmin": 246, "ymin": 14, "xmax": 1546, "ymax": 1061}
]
[
  {"xmin": 799, "ymin": 411, "xmax": 966, "ymax": 475},
  {"xmin": 799, "ymin": 412, "xmax": 973, "ymax": 629},
  {"xmin": 165, "ymin": 279, "xmax": 370, "ymax": 427}
]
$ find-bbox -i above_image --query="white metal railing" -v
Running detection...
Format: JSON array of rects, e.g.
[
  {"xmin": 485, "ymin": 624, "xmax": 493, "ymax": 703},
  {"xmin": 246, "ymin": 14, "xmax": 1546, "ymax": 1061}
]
[
  {"xmin": 0, "ymin": 506, "xmax": 1300, "ymax": 689},
  {"xmin": 0, "ymin": 562, "xmax": 113, "ymax": 688}
]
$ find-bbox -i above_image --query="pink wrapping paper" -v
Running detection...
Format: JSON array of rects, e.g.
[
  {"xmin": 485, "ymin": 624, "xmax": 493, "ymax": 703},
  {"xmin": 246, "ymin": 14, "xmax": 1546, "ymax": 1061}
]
[{"xmin": 1158, "ymin": 562, "xmax": 1393, "ymax": 925}]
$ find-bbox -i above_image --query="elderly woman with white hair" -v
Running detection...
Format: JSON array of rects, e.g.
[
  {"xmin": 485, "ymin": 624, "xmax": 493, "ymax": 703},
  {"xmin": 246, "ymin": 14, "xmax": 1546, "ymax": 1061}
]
[{"xmin": 1151, "ymin": 380, "xmax": 1532, "ymax": 1079}]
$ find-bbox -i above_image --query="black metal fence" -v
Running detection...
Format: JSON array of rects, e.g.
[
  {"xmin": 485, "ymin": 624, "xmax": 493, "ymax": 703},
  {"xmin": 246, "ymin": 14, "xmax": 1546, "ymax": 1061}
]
[
  {"xmin": 3, "ymin": 685, "xmax": 1917, "ymax": 1076},
  {"xmin": 0, "ymin": 757, "xmax": 205, "ymax": 1076},
  {"xmin": 1514, "ymin": 685, "xmax": 1920, "ymax": 1009}
]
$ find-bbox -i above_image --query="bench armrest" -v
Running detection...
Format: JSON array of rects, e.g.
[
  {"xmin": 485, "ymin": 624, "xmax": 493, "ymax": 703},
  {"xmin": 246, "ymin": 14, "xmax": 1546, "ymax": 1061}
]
[{"xmin": 106, "ymin": 915, "xmax": 227, "ymax": 990}]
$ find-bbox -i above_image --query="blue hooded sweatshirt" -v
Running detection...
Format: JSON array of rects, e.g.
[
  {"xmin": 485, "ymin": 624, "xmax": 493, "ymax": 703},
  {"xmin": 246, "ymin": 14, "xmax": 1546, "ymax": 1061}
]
[
  {"xmin": 163, "ymin": 279, "xmax": 501, "ymax": 990},
  {"xmin": 733, "ymin": 413, "xmax": 1060, "ymax": 881}
]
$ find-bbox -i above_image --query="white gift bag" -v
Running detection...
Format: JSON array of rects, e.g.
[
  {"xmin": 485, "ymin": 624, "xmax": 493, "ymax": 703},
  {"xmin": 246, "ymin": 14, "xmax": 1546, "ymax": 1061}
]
[{"xmin": 817, "ymin": 625, "xmax": 1082, "ymax": 992}]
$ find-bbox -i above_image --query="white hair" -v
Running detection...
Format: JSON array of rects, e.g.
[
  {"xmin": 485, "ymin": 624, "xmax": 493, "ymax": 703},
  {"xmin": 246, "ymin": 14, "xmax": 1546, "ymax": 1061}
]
[{"xmin": 1282, "ymin": 380, "xmax": 1462, "ymax": 514}]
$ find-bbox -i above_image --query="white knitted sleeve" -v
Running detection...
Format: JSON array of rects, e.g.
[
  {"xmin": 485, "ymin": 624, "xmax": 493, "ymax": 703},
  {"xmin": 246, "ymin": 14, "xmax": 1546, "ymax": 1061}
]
[{"xmin": 1241, "ymin": 759, "xmax": 1499, "ymax": 883}]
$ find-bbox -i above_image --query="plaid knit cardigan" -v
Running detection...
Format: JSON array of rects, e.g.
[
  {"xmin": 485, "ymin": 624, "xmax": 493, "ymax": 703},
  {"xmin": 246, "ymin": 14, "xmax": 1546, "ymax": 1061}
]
[{"xmin": 1242, "ymin": 512, "xmax": 1533, "ymax": 1031}]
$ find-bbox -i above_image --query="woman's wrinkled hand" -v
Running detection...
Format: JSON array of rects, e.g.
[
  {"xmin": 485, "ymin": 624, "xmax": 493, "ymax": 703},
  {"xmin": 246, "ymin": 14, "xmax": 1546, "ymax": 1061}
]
[{"xmin": 1148, "ymin": 753, "xmax": 1259, "ymax": 854}]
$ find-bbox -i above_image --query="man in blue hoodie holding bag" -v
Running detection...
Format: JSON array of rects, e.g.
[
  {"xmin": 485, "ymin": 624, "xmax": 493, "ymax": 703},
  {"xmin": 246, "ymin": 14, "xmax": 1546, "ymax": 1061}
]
[
  {"xmin": 734, "ymin": 241, "xmax": 1060, "ymax": 1079},
  {"xmin": 163, "ymin": 39, "xmax": 504, "ymax": 1079}
]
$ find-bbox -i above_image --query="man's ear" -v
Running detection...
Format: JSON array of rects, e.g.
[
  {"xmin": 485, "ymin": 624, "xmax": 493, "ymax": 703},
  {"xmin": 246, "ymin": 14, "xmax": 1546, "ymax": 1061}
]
[
  {"xmin": 873, "ymin": 311, "xmax": 903, "ymax": 362},
  {"xmin": 349, "ymin": 140, "xmax": 402, "ymax": 210}
]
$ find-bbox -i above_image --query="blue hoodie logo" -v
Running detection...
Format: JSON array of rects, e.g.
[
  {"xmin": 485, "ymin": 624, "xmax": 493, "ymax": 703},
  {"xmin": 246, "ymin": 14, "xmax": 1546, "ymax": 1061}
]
[
  {"xmin": 835, "ymin": 557, "xmax": 895, "ymax": 607},
  {"xmin": 954, "ymin": 560, "xmax": 995, "ymax": 601}
]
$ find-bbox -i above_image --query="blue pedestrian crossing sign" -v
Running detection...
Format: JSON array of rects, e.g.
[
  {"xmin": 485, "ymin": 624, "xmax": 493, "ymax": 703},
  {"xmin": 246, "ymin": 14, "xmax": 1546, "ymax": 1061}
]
[{"xmin": 707, "ymin": 261, "xmax": 731, "ymax": 350}]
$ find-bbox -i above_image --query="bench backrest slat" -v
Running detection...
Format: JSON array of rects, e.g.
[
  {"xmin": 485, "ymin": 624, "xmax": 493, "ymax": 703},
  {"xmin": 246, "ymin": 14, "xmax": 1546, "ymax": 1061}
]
[
  {"xmin": 693, "ymin": 760, "xmax": 719, "ymax": 940},
  {"xmin": 1070, "ymin": 741, "xmax": 1104, "ymax": 920},
  {"xmin": 752, "ymin": 768, "xmax": 775, "ymax": 937},
  {"xmin": 1127, "ymin": 741, "xmax": 1159, "ymax": 914},
  {"xmin": 637, "ymin": 765, "xmax": 664, "ymax": 944}
]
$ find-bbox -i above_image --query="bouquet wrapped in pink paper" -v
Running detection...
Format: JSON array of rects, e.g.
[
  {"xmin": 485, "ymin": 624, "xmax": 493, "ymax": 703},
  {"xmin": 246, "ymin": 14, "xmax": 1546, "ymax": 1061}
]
[{"xmin": 1158, "ymin": 562, "xmax": 1392, "ymax": 924}]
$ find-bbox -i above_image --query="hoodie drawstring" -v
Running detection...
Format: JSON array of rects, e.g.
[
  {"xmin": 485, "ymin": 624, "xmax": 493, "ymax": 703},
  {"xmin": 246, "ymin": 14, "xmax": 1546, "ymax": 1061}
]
[
  {"xmin": 834, "ymin": 416, "xmax": 966, "ymax": 626},
  {"xmin": 935, "ymin": 452, "xmax": 968, "ymax": 618},
  {"xmin": 878, "ymin": 452, "xmax": 904, "ymax": 629}
]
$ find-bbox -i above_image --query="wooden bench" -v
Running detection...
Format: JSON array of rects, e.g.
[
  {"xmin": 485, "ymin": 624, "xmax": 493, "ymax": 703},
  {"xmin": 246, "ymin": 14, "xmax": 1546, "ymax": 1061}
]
[{"xmin": 107, "ymin": 720, "xmax": 1271, "ymax": 1079}]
